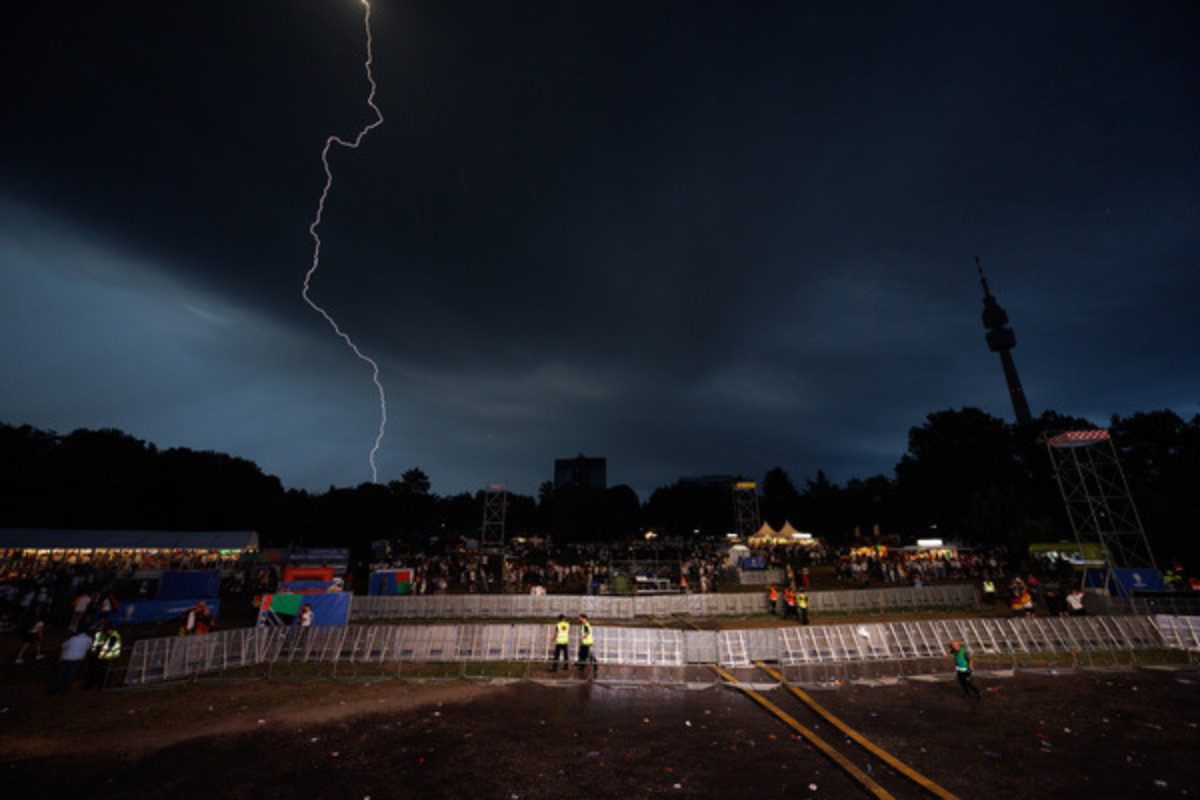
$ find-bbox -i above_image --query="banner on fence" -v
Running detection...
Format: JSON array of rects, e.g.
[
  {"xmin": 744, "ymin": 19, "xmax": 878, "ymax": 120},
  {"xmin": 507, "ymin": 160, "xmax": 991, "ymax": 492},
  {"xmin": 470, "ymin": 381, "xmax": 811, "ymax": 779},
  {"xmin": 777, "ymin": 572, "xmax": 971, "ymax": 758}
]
[
  {"xmin": 258, "ymin": 591, "xmax": 351, "ymax": 627},
  {"xmin": 369, "ymin": 569, "xmax": 414, "ymax": 596},
  {"xmin": 115, "ymin": 597, "xmax": 222, "ymax": 625}
]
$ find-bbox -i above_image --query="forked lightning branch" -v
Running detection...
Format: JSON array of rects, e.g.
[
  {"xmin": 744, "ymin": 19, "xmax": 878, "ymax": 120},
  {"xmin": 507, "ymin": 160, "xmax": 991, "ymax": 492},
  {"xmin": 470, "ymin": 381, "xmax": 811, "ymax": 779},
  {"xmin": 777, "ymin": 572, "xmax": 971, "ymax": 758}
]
[{"xmin": 301, "ymin": 0, "xmax": 387, "ymax": 483}]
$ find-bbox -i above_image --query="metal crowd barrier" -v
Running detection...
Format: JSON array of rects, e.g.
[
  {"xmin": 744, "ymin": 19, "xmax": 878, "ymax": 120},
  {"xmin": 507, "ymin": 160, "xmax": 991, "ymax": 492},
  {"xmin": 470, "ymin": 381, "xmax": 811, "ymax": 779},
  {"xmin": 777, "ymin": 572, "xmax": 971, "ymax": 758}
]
[
  {"xmin": 776, "ymin": 615, "xmax": 1169, "ymax": 667},
  {"xmin": 349, "ymin": 584, "xmax": 978, "ymax": 621},
  {"xmin": 124, "ymin": 623, "xmax": 692, "ymax": 686},
  {"xmin": 808, "ymin": 584, "xmax": 978, "ymax": 612},
  {"xmin": 1154, "ymin": 615, "xmax": 1200, "ymax": 651},
  {"xmin": 123, "ymin": 614, "xmax": 1194, "ymax": 687},
  {"xmin": 736, "ymin": 569, "xmax": 787, "ymax": 585}
]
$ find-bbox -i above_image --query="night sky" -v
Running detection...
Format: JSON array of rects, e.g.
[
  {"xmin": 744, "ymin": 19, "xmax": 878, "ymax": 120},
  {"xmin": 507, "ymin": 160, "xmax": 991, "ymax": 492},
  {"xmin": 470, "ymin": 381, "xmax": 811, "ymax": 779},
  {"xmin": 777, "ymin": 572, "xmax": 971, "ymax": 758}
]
[{"xmin": 3, "ymin": 1, "xmax": 1197, "ymax": 499}]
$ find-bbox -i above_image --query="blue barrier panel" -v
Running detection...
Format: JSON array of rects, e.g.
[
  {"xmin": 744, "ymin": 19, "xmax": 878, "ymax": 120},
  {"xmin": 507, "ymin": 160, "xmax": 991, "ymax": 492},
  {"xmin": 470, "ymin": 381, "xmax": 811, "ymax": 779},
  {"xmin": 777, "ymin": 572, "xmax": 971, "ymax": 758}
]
[
  {"xmin": 114, "ymin": 598, "xmax": 222, "ymax": 625},
  {"xmin": 1113, "ymin": 568, "xmax": 1165, "ymax": 595},
  {"xmin": 258, "ymin": 592, "xmax": 351, "ymax": 626},
  {"xmin": 369, "ymin": 569, "xmax": 413, "ymax": 595},
  {"xmin": 157, "ymin": 571, "xmax": 222, "ymax": 600}
]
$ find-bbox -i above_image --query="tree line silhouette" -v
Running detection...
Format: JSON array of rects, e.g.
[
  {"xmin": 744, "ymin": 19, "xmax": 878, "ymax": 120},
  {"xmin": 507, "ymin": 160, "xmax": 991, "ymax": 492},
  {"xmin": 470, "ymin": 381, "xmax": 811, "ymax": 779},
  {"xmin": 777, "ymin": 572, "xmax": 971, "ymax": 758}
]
[{"xmin": 2, "ymin": 407, "xmax": 1197, "ymax": 565}]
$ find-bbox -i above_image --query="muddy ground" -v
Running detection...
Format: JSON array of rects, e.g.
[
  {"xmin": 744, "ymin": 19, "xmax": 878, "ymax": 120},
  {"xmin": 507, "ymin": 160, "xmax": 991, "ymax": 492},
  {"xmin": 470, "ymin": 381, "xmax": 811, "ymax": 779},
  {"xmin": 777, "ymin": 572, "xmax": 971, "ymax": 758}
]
[{"xmin": 2, "ymin": 653, "xmax": 1198, "ymax": 800}]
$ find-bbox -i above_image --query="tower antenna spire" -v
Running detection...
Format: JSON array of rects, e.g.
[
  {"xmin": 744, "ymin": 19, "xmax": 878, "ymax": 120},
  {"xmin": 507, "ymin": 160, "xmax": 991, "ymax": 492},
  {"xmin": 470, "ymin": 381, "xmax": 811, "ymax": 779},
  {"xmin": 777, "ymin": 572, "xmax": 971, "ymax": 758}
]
[{"xmin": 976, "ymin": 257, "xmax": 1034, "ymax": 426}]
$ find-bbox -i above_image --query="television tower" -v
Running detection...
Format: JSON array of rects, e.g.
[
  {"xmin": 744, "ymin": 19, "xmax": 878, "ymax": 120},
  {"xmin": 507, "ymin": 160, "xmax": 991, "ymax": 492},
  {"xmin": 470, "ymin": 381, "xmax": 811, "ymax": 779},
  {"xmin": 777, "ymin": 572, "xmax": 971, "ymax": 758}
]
[{"xmin": 977, "ymin": 257, "xmax": 1033, "ymax": 426}]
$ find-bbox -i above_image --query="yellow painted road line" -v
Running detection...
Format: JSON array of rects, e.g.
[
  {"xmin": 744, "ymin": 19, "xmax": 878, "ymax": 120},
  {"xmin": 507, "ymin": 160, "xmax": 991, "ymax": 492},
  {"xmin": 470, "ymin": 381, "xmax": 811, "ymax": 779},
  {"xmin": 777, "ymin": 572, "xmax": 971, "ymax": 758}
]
[
  {"xmin": 714, "ymin": 666, "xmax": 898, "ymax": 800},
  {"xmin": 755, "ymin": 662, "xmax": 960, "ymax": 800}
]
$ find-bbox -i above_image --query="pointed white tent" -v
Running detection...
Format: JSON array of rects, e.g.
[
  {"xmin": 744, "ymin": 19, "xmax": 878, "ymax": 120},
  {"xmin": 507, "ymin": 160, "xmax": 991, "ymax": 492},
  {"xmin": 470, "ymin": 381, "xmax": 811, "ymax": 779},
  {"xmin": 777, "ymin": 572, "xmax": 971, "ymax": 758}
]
[{"xmin": 747, "ymin": 523, "xmax": 779, "ymax": 547}]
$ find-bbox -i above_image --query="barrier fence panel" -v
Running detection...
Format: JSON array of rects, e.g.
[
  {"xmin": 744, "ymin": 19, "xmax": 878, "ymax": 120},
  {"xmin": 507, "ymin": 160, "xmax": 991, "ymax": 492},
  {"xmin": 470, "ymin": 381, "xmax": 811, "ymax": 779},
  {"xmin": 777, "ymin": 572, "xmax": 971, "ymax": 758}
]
[
  {"xmin": 349, "ymin": 584, "xmax": 980, "ymax": 622},
  {"xmin": 598, "ymin": 627, "xmax": 685, "ymax": 667},
  {"xmin": 775, "ymin": 616, "xmax": 1168, "ymax": 671},
  {"xmin": 124, "ymin": 613, "xmax": 1189, "ymax": 687},
  {"xmin": 1154, "ymin": 616, "xmax": 1200, "ymax": 653},
  {"xmin": 718, "ymin": 630, "xmax": 751, "ymax": 667},
  {"xmin": 684, "ymin": 630, "xmax": 718, "ymax": 664}
]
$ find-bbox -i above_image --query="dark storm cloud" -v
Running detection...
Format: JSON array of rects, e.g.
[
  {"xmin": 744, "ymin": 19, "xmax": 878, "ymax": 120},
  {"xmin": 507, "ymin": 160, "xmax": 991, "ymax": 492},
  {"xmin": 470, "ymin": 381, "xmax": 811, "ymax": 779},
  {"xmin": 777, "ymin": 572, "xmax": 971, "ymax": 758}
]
[{"xmin": 2, "ymin": 1, "xmax": 1197, "ymax": 497}]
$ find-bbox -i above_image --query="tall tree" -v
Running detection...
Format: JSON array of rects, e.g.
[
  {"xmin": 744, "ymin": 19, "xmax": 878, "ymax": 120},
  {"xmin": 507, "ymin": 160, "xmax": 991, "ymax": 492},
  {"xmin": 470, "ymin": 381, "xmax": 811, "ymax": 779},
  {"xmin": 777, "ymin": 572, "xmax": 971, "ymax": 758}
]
[{"xmin": 760, "ymin": 467, "xmax": 801, "ymax": 529}]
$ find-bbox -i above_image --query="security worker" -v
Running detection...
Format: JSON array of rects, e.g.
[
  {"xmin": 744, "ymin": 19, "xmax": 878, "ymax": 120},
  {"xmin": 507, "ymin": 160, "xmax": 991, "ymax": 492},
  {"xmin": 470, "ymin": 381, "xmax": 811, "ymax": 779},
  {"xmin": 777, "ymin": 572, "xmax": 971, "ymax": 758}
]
[
  {"xmin": 551, "ymin": 614, "xmax": 570, "ymax": 672},
  {"xmin": 85, "ymin": 623, "xmax": 122, "ymax": 689},
  {"xmin": 783, "ymin": 586, "xmax": 798, "ymax": 620},
  {"xmin": 797, "ymin": 590, "xmax": 810, "ymax": 625},
  {"xmin": 767, "ymin": 585, "xmax": 778, "ymax": 615},
  {"xmin": 577, "ymin": 613, "xmax": 598, "ymax": 676},
  {"xmin": 982, "ymin": 579, "xmax": 996, "ymax": 606},
  {"xmin": 947, "ymin": 639, "xmax": 981, "ymax": 699}
]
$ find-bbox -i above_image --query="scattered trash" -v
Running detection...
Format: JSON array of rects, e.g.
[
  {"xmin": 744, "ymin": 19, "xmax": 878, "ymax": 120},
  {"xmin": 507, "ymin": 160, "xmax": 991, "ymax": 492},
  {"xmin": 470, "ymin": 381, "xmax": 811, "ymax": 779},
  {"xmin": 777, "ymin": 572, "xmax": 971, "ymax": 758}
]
[
  {"xmin": 673, "ymin": 784, "xmax": 682, "ymax": 790},
  {"xmin": 983, "ymin": 751, "xmax": 1000, "ymax": 758},
  {"xmin": 587, "ymin": 752, "xmax": 600, "ymax": 758},
  {"xmin": 310, "ymin": 737, "xmax": 320, "ymax": 743},
  {"xmin": 331, "ymin": 752, "xmax": 340, "ymax": 757},
  {"xmin": 1063, "ymin": 727, "xmax": 1071, "ymax": 734},
  {"xmin": 808, "ymin": 784, "xmax": 818, "ymax": 791},
  {"xmin": 644, "ymin": 718, "xmax": 650, "ymax": 724},
  {"xmin": 257, "ymin": 719, "xmax": 266, "ymax": 725},
  {"xmin": 1155, "ymin": 780, "xmax": 1168, "ymax": 789}
]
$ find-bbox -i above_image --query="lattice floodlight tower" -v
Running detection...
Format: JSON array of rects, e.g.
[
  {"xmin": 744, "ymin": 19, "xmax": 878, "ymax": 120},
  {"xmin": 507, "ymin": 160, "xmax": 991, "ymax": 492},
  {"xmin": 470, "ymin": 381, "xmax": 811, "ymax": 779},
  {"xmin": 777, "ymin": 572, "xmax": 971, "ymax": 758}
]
[
  {"xmin": 733, "ymin": 481, "xmax": 761, "ymax": 540},
  {"xmin": 1045, "ymin": 430, "xmax": 1158, "ymax": 590},
  {"xmin": 480, "ymin": 483, "xmax": 508, "ymax": 555}
]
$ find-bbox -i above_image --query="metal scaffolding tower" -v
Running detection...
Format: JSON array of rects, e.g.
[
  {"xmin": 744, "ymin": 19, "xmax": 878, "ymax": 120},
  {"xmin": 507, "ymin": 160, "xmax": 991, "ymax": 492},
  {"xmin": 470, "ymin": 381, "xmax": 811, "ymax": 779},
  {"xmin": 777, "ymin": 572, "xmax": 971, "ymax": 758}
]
[
  {"xmin": 732, "ymin": 481, "xmax": 761, "ymax": 539},
  {"xmin": 1045, "ymin": 429, "xmax": 1158, "ymax": 590},
  {"xmin": 478, "ymin": 483, "xmax": 509, "ymax": 593},
  {"xmin": 480, "ymin": 483, "xmax": 508, "ymax": 554}
]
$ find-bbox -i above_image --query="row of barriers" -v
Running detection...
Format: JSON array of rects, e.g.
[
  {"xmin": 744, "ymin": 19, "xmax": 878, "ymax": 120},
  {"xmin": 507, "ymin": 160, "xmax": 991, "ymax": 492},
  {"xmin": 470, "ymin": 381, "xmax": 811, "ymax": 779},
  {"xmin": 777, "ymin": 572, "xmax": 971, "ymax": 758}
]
[
  {"xmin": 122, "ymin": 614, "xmax": 1199, "ymax": 687},
  {"xmin": 348, "ymin": 584, "xmax": 979, "ymax": 621}
]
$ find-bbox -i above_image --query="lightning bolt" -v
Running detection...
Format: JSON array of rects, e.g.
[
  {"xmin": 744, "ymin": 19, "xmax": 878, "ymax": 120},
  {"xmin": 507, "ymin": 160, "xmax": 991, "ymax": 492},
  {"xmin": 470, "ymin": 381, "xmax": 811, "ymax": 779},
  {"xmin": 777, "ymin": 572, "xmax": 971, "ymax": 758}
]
[{"xmin": 301, "ymin": 0, "xmax": 386, "ymax": 483}]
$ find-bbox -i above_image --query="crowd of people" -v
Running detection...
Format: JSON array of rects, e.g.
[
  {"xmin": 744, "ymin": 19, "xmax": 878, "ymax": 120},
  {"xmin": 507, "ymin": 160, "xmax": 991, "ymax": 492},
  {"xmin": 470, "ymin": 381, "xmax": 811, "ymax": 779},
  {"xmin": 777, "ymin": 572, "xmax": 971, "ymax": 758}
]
[
  {"xmin": 370, "ymin": 539, "xmax": 734, "ymax": 596},
  {"xmin": 0, "ymin": 555, "xmax": 223, "ymax": 692}
]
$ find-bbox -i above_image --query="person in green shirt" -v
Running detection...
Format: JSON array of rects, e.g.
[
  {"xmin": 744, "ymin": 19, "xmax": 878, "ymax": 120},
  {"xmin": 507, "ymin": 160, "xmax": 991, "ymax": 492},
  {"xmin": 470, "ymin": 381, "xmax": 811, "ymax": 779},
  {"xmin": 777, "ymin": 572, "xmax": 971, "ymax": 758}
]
[{"xmin": 947, "ymin": 639, "xmax": 981, "ymax": 700}]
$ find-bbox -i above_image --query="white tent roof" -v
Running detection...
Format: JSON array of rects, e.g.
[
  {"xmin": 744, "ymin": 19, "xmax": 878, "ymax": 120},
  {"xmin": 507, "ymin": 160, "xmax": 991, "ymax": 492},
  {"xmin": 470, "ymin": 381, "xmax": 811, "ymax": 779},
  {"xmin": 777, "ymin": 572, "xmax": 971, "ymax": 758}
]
[{"xmin": 749, "ymin": 523, "xmax": 778, "ymax": 540}]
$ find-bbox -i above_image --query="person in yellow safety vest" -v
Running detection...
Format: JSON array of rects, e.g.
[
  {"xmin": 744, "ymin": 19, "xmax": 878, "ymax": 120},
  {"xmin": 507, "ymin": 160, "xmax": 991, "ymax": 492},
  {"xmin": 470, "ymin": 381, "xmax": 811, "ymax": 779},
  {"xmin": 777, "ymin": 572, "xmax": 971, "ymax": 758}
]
[
  {"xmin": 551, "ymin": 614, "xmax": 570, "ymax": 672},
  {"xmin": 84, "ymin": 622, "xmax": 121, "ymax": 690},
  {"xmin": 767, "ymin": 585, "xmax": 778, "ymax": 615},
  {"xmin": 982, "ymin": 579, "xmax": 997, "ymax": 606},
  {"xmin": 797, "ymin": 591, "xmax": 810, "ymax": 625},
  {"xmin": 577, "ymin": 613, "xmax": 598, "ymax": 677}
]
